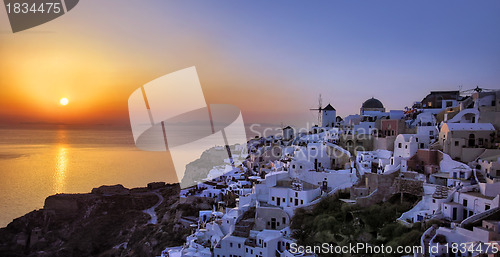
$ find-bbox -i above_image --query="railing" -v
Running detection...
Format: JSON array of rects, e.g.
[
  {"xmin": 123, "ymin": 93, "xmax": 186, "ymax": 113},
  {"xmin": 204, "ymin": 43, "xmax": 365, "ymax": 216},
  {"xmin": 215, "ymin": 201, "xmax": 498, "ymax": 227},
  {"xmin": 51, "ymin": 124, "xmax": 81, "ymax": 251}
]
[
  {"xmin": 420, "ymin": 224, "xmax": 438, "ymax": 257},
  {"xmin": 460, "ymin": 207, "xmax": 500, "ymax": 227}
]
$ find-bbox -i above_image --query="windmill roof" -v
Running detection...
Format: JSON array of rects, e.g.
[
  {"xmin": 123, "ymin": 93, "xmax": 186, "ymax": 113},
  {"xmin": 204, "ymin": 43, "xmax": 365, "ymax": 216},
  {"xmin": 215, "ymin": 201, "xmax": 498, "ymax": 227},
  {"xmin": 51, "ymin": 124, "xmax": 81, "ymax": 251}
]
[{"xmin": 324, "ymin": 104, "xmax": 335, "ymax": 111}]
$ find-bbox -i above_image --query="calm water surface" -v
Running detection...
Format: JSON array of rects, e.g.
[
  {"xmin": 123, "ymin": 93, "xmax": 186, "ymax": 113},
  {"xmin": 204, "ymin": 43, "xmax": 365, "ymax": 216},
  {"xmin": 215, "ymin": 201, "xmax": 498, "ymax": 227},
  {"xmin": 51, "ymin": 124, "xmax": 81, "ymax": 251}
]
[{"xmin": 0, "ymin": 128, "xmax": 176, "ymax": 227}]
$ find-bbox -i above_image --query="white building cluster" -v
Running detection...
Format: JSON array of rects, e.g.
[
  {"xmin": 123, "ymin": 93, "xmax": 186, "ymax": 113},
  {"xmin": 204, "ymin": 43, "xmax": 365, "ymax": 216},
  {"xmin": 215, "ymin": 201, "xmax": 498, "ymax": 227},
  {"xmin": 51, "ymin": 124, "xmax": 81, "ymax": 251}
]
[{"xmin": 160, "ymin": 89, "xmax": 500, "ymax": 257}]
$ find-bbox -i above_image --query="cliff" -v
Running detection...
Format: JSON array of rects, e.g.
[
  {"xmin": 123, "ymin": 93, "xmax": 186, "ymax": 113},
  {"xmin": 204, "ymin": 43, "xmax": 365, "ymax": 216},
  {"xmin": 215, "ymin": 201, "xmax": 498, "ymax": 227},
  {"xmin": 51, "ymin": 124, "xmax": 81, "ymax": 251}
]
[{"xmin": 0, "ymin": 183, "xmax": 192, "ymax": 257}]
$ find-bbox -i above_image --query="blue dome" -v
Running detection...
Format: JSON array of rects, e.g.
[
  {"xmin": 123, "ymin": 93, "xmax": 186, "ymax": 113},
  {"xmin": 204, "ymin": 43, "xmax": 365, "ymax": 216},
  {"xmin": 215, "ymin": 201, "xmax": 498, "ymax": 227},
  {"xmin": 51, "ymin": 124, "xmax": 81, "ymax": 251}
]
[{"xmin": 362, "ymin": 98, "xmax": 384, "ymax": 109}]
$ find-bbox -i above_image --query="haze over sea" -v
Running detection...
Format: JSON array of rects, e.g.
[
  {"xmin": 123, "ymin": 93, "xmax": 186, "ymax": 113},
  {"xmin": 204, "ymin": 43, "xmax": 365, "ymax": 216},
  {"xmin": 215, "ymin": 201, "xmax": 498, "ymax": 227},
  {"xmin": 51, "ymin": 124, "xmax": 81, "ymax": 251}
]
[{"xmin": 0, "ymin": 127, "xmax": 180, "ymax": 228}]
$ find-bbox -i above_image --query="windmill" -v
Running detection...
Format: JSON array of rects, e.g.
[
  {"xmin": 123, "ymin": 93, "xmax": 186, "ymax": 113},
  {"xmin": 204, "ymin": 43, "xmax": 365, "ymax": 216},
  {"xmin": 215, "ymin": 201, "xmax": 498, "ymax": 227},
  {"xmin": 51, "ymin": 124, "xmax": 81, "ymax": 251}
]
[{"xmin": 310, "ymin": 94, "xmax": 323, "ymax": 126}]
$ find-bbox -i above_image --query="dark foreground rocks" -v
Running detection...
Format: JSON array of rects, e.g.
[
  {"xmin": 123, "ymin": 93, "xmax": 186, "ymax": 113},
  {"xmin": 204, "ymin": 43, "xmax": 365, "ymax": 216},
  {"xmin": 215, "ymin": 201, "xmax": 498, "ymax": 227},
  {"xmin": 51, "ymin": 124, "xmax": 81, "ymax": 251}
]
[{"xmin": 0, "ymin": 183, "xmax": 193, "ymax": 257}]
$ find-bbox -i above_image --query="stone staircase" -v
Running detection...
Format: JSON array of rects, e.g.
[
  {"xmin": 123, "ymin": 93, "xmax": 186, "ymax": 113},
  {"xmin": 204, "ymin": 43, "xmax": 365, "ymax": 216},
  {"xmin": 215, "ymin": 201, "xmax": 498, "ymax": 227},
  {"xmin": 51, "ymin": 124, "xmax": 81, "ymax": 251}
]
[
  {"xmin": 475, "ymin": 170, "xmax": 487, "ymax": 183},
  {"xmin": 423, "ymin": 225, "xmax": 438, "ymax": 257},
  {"xmin": 432, "ymin": 185, "xmax": 449, "ymax": 199}
]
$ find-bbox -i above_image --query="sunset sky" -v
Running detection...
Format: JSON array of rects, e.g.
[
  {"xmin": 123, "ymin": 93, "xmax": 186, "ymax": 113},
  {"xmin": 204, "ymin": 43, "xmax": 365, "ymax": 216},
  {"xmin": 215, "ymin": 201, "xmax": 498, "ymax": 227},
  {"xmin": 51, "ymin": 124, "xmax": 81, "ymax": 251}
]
[{"xmin": 1, "ymin": 0, "xmax": 499, "ymax": 128}]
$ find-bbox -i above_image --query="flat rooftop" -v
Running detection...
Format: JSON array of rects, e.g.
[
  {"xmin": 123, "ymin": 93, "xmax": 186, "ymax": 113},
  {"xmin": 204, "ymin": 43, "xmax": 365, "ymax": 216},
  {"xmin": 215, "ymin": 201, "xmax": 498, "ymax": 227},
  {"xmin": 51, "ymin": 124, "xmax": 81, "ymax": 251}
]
[
  {"xmin": 274, "ymin": 179, "xmax": 318, "ymax": 190},
  {"xmin": 462, "ymin": 191, "xmax": 495, "ymax": 200}
]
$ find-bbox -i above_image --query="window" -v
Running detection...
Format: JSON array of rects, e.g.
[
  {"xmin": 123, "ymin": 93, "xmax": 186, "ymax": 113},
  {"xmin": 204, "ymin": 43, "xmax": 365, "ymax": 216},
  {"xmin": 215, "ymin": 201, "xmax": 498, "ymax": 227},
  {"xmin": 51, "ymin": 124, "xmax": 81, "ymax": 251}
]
[
  {"xmin": 463, "ymin": 199, "xmax": 468, "ymax": 207},
  {"xmin": 416, "ymin": 138, "xmax": 419, "ymax": 142},
  {"xmin": 478, "ymin": 138, "xmax": 484, "ymax": 145},
  {"xmin": 292, "ymin": 165, "xmax": 295, "ymax": 169},
  {"xmin": 230, "ymin": 243, "xmax": 233, "ymax": 247},
  {"xmin": 272, "ymin": 197, "xmax": 275, "ymax": 201},
  {"xmin": 455, "ymin": 141, "xmax": 459, "ymax": 146},
  {"xmin": 295, "ymin": 192, "xmax": 298, "ymax": 197},
  {"xmin": 398, "ymin": 143, "xmax": 402, "ymax": 148},
  {"xmin": 301, "ymin": 200, "xmax": 304, "ymax": 205},
  {"xmin": 420, "ymin": 143, "xmax": 424, "ymax": 148},
  {"xmin": 430, "ymin": 131, "xmax": 434, "ymax": 135},
  {"xmin": 238, "ymin": 243, "xmax": 241, "ymax": 248},
  {"xmin": 485, "ymin": 204, "xmax": 491, "ymax": 211},
  {"xmin": 405, "ymin": 145, "xmax": 408, "ymax": 149},
  {"xmin": 283, "ymin": 217, "xmax": 286, "ymax": 224}
]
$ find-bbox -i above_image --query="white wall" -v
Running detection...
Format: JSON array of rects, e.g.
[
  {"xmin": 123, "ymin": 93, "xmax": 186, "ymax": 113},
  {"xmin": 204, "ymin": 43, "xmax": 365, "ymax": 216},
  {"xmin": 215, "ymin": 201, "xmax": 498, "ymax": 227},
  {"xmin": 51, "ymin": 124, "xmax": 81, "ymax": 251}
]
[
  {"xmin": 394, "ymin": 134, "xmax": 418, "ymax": 159},
  {"xmin": 417, "ymin": 126, "xmax": 438, "ymax": 148},
  {"xmin": 268, "ymin": 187, "xmax": 321, "ymax": 208},
  {"xmin": 322, "ymin": 109, "xmax": 336, "ymax": 127}
]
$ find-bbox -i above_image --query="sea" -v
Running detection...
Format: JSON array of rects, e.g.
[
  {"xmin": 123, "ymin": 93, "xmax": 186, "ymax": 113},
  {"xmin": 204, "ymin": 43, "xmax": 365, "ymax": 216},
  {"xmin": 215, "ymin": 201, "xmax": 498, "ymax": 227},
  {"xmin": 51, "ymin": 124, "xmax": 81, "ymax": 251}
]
[
  {"xmin": 0, "ymin": 127, "xmax": 179, "ymax": 228},
  {"xmin": 0, "ymin": 124, "xmax": 269, "ymax": 227}
]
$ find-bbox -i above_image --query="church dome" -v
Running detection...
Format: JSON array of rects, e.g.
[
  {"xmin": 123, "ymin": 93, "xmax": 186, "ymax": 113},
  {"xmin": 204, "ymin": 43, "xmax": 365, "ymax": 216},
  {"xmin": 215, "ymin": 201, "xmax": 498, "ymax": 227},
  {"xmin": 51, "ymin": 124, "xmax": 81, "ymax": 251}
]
[{"xmin": 362, "ymin": 97, "xmax": 384, "ymax": 109}]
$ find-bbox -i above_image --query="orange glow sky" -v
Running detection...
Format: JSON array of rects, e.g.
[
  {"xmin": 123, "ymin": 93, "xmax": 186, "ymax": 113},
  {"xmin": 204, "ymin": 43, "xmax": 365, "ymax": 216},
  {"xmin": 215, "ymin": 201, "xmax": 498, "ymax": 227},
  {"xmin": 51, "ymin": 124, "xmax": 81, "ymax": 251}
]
[
  {"xmin": 0, "ymin": 4, "xmax": 305, "ymax": 127},
  {"xmin": 1, "ymin": 1, "xmax": 499, "ymax": 128}
]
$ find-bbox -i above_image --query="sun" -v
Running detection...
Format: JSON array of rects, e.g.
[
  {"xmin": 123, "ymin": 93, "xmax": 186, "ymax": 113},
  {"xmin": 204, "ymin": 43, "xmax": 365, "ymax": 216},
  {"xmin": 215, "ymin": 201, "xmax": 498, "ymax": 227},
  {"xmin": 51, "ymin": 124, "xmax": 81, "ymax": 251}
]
[{"xmin": 60, "ymin": 98, "xmax": 69, "ymax": 106}]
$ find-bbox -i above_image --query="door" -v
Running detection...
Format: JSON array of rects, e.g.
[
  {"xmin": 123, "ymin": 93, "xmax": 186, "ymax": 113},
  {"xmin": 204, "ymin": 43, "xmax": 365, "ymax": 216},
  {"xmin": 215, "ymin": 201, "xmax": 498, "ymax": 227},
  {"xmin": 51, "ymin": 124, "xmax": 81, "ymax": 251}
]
[
  {"xmin": 271, "ymin": 218, "xmax": 276, "ymax": 229},
  {"xmin": 468, "ymin": 134, "xmax": 475, "ymax": 147},
  {"xmin": 277, "ymin": 197, "xmax": 281, "ymax": 206}
]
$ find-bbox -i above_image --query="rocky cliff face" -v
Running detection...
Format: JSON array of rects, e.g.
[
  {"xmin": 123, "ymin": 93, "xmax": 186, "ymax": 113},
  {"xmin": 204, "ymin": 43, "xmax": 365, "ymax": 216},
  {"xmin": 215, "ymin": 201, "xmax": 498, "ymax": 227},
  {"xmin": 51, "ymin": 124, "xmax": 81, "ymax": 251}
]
[
  {"xmin": 180, "ymin": 144, "xmax": 247, "ymax": 188},
  {"xmin": 180, "ymin": 147, "xmax": 229, "ymax": 187},
  {"xmin": 0, "ymin": 183, "xmax": 191, "ymax": 257}
]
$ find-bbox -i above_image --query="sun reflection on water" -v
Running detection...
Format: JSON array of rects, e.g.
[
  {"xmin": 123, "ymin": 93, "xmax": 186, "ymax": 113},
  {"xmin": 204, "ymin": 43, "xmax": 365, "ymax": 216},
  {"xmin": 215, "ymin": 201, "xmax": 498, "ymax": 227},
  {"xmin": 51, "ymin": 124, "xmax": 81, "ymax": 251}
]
[
  {"xmin": 54, "ymin": 146, "xmax": 67, "ymax": 193},
  {"xmin": 54, "ymin": 130, "xmax": 68, "ymax": 194}
]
